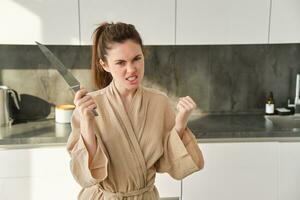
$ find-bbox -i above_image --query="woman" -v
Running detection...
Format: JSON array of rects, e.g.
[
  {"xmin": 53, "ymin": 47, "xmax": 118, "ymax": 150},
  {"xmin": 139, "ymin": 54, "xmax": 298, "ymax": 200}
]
[{"xmin": 67, "ymin": 22, "xmax": 204, "ymax": 200}]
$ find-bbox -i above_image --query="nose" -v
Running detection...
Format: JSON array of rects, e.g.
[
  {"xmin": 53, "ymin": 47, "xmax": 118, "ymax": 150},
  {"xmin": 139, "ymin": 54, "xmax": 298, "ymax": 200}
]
[{"xmin": 127, "ymin": 64, "xmax": 137, "ymax": 73}]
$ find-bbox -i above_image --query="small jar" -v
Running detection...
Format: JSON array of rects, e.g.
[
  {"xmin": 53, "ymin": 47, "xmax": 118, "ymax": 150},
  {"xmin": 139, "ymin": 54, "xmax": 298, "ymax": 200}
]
[{"xmin": 55, "ymin": 104, "xmax": 75, "ymax": 123}]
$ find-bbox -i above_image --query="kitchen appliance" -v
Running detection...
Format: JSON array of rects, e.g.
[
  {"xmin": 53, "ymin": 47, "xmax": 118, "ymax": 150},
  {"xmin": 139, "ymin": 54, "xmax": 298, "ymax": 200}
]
[
  {"xmin": 15, "ymin": 94, "xmax": 52, "ymax": 122},
  {"xmin": 294, "ymin": 74, "xmax": 300, "ymax": 115},
  {"xmin": 0, "ymin": 86, "xmax": 20, "ymax": 126},
  {"xmin": 295, "ymin": 74, "xmax": 300, "ymax": 105},
  {"xmin": 35, "ymin": 41, "xmax": 98, "ymax": 116}
]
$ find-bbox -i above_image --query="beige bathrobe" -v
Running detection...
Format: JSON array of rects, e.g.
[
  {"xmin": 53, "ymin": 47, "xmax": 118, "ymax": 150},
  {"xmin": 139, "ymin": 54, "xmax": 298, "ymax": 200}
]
[{"xmin": 66, "ymin": 80, "xmax": 203, "ymax": 200}]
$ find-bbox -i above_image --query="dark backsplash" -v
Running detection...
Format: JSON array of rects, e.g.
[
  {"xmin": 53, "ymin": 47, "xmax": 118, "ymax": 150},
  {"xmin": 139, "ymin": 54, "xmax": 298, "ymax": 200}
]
[{"xmin": 1, "ymin": 44, "xmax": 300, "ymax": 114}]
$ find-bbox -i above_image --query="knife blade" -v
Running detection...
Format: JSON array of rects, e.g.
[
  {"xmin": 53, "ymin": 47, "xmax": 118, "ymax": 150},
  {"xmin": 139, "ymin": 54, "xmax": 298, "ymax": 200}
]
[{"xmin": 35, "ymin": 41, "xmax": 98, "ymax": 116}]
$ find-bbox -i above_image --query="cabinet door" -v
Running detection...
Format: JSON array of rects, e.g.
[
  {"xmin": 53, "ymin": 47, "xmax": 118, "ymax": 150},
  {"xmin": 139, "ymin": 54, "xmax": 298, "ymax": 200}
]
[
  {"xmin": 279, "ymin": 142, "xmax": 300, "ymax": 200},
  {"xmin": 269, "ymin": 0, "xmax": 300, "ymax": 43},
  {"xmin": 79, "ymin": 0, "xmax": 175, "ymax": 45},
  {"xmin": 0, "ymin": 148, "xmax": 33, "ymax": 177},
  {"xmin": 0, "ymin": 0, "xmax": 79, "ymax": 45},
  {"xmin": 0, "ymin": 177, "xmax": 79, "ymax": 200},
  {"xmin": 0, "ymin": 146, "xmax": 72, "ymax": 178},
  {"xmin": 176, "ymin": 0, "xmax": 270, "ymax": 44},
  {"xmin": 182, "ymin": 143, "xmax": 278, "ymax": 200},
  {"xmin": 155, "ymin": 173, "xmax": 181, "ymax": 198},
  {"xmin": 0, "ymin": 146, "xmax": 80, "ymax": 200}
]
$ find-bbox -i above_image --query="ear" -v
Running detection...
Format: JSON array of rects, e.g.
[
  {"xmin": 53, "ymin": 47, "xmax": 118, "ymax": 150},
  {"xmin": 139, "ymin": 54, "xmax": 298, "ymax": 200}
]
[{"xmin": 99, "ymin": 59, "xmax": 110, "ymax": 73}]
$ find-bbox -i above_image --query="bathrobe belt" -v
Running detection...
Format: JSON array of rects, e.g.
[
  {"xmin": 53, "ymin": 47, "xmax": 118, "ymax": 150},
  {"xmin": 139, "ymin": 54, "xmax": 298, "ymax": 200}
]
[{"xmin": 98, "ymin": 184, "xmax": 154, "ymax": 200}]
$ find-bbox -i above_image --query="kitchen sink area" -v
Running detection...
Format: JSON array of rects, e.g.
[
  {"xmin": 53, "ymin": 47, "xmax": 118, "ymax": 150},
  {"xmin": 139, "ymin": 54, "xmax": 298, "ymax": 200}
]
[
  {"xmin": 186, "ymin": 113, "xmax": 300, "ymax": 142},
  {"xmin": 265, "ymin": 115, "xmax": 300, "ymax": 129}
]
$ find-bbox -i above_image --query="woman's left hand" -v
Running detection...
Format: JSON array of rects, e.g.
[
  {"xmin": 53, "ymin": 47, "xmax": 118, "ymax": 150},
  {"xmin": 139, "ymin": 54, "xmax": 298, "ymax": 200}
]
[{"xmin": 175, "ymin": 96, "xmax": 197, "ymax": 138}]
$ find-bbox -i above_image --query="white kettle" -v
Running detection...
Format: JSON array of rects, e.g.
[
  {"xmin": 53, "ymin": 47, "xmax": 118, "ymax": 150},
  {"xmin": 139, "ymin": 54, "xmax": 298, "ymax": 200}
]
[{"xmin": 0, "ymin": 86, "xmax": 20, "ymax": 126}]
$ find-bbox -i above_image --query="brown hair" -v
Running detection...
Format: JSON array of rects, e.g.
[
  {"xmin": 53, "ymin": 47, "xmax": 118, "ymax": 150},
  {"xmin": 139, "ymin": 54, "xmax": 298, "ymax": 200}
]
[{"xmin": 91, "ymin": 22, "xmax": 144, "ymax": 89}]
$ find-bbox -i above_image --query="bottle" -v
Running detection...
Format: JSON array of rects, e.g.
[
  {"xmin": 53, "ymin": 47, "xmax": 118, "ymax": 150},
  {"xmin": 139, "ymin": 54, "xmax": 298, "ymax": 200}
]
[{"xmin": 265, "ymin": 91, "xmax": 275, "ymax": 115}]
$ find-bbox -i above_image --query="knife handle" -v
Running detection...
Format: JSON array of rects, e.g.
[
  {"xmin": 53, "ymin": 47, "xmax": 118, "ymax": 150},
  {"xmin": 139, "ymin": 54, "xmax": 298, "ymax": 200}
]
[
  {"xmin": 72, "ymin": 85, "xmax": 98, "ymax": 116},
  {"xmin": 92, "ymin": 108, "xmax": 99, "ymax": 116}
]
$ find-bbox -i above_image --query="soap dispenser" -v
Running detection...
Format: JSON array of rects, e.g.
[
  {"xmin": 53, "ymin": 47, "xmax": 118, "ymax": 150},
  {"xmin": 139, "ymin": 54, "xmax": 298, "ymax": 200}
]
[{"xmin": 265, "ymin": 91, "xmax": 275, "ymax": 115}]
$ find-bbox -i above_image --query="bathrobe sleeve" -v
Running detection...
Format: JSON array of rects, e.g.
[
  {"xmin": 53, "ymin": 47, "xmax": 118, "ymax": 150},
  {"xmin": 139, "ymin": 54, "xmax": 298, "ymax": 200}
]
[
  {"xmin": 66, "ymin": 108, "xmax": 108, "ymax": 188},
  {"xmin": 155, "ymin": 98, "xmax": 204, "ymax": 180}
]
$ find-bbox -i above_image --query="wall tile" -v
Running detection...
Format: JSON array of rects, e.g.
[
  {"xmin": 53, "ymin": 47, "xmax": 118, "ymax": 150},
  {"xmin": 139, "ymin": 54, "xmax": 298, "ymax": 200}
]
[{"xmin": 1, "ymin": 44, "xmax": 300, "ymax": 114}]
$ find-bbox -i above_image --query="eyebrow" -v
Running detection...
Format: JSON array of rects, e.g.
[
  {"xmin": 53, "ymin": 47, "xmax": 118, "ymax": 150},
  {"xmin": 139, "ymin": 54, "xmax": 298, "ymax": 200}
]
[{"xmin": 114, "ymin": 54, "xmax": 142, "ymax": 63}]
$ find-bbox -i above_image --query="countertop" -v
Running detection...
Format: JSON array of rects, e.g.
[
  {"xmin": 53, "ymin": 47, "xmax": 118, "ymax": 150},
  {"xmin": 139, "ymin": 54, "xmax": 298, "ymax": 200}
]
[
  {"xmin": 1, "ymin": 114, "xmax": 300, "ymax": 148},
  {"xmin": 188, "ymin": 114, "xmax": 300, "ymax": 142},
  {"xmin": 0, "ymin": 119, "xmax": 70, "ymax": 147}
]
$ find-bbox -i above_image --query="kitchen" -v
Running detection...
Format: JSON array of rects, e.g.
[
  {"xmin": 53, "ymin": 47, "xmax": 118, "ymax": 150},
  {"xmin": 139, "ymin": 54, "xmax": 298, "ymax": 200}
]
[{"xmin": 1, "ymin": 0, "xmax": 300, "ymax": 200}]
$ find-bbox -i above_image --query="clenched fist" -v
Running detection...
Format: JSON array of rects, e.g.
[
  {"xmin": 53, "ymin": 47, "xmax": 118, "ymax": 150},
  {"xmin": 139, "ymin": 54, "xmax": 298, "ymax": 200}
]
[{"xmin": 175, "ymin": 96, "xmax": 197, "ymax": 138}]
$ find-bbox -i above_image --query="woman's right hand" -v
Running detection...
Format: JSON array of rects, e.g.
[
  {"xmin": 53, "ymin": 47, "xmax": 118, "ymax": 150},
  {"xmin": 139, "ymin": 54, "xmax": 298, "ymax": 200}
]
[
  {"xmin": 73, "ymin": 87, "xmax": 97, "ymax": 124},
  {"xmin": 74, "ymin": 88, "xmax": 98, "ymax": 156}
]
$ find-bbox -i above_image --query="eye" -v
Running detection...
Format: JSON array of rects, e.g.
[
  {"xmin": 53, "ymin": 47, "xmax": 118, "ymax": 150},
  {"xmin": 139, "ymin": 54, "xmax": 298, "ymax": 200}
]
[
  {"xmin": 133, "ymin": 57, "xmax": 141, "ymax": 61},
  {"xmin": 116, "ymin": 61, "xmax": 126, "ymax": 66}
]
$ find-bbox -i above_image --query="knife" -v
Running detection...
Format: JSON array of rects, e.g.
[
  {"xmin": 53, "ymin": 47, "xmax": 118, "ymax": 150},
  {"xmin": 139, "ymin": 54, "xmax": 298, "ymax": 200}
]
[{"xmin": 35, "ymin": 41, "xmax": 98, "ymax": 116}]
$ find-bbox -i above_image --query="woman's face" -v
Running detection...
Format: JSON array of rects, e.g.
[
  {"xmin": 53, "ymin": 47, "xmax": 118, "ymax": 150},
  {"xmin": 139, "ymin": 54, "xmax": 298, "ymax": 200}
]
[{"xmin": 101, "ymin": 39, "xmax": 144, "ymax": 93}]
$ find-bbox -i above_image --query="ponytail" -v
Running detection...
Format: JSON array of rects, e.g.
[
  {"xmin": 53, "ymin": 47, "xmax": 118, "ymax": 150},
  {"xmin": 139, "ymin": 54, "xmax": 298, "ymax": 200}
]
[{"xmin": 91, "ymin": 23, "xmax": 113, "ymax": 89}]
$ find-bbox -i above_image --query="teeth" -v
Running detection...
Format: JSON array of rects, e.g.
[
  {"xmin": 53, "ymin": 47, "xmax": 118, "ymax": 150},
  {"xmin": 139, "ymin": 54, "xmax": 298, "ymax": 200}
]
[{"xmin": 127, "ymin": 76, "xmax": 137, "ymax": 81}]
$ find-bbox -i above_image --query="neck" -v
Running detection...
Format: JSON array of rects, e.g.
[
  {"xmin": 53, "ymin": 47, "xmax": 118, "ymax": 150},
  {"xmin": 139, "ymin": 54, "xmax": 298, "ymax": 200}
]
[{"xmin": 113, "ymin": 80, "xmax": 137, "ymax": 101}]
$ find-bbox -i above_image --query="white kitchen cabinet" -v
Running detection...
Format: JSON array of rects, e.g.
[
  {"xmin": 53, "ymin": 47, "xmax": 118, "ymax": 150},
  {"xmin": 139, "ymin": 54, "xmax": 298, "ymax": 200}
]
[
  {"xmin": 155, "ymin": 173, "xmax": 181, "ymax": 198},
  {"xmin": 182, "ymin": 142, "xmax": 278, "ymax": 200},
  {"xmin": 269, "ymin": 0, "xmax": 300, "ymax": 43},
  {"xmin": 0, "ymin": 0, "xmax": 79, "ymax": 45},
  {"xmin": 79, "ymin": 0, "xmax": 175, "ymax": 45},
  {"xmin": 176, "ymin": 0, "xmax": 270, "ymax": 44},
  {"xmin": 279, "ymin": 142, "xmax": 300, "ymax": 200},
  {"xmin": 0, "ymin": 146, "xmax": 80, "ymax": 200},
  {"xmin": 0, "ymin": 177, "xmax": 79, "ymax": 200},
  {"xmin": 0, "ymin": 146, "xmax": 72, "ymax": 178}
]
